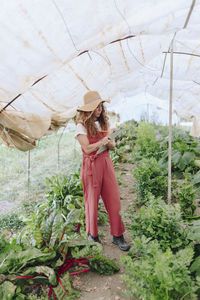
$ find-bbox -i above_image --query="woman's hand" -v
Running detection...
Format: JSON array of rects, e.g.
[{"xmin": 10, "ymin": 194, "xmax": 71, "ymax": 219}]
[
  {"xmin": 77, "ymin": 134, "xmax": 111, "ymax": 154},
  {"xmin": 101, "ymin": 136, "xmax": 111, "ymax": 146},
  {"xmin": 106, "ymin": 139, "xmax": 115, "ymax": 149},
  {"xmin": 77, "ymin": 132, "xmax": 114, "ymax": 154},
  {"xmin": 100, "ymin": 136, "xmax": 115, "ymax": 150}
]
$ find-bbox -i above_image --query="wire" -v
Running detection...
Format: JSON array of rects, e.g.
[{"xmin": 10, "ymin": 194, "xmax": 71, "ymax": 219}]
[
  {"xmin": 113, "ymin": 0, "xmax": 159, "ymax": 72},
  {"xmin": 89, "ymin": 50, "xmax": 112, "ymax": 67},
  {"xmin": 113, "ymin": 0, "xmax": 131, "ymax": 34},
  {"xmin": 51, "ymin": 0, "xmax": 80, "ymax": 53}
]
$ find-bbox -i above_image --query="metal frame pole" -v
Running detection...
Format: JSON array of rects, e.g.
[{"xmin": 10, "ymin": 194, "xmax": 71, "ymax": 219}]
[{"xmin": 168, "ymin": 44, "xmax": 174, "ymax": 204}]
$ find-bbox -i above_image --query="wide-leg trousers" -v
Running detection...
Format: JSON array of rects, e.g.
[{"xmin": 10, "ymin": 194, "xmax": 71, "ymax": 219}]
[{"xmin": 81, "ymin": 151, "xmax": 125, "ymax": 237}]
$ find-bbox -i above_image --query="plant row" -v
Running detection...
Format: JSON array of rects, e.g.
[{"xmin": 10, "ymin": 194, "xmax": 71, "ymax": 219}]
[
  {"xmin": 116, "ymin": 120, "xmax": 200, "ymax": 299},
  {"xmin": 0, "ymin": 167, "xmax": 118, "ymax": 300}
]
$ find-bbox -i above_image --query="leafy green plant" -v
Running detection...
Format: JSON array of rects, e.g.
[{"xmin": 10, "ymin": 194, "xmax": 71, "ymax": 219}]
[
  {"xmin": 97, "ymin": 201, "xmax": 109, "ymax": 225},
  {"xmin": 158, "ymin": 128, "xmax": 200, "ymax": 175},
  {"xmin": 110, "ymin": 147, "xmax": 123, "ymax": 167},
  {"xmin": 173, "ymin": 181, "xmax": 196, "ymax": 218},
  {"xmin": 187, "ymin": 220, "xmax": 200, "ymax": 244},
  {"xmin": 115, "ymin": 171, "xmax": 122, "ymax": 185},
  {"xmin": 121, "ymin": 237, "xmax": 199, "ymax": 300},
  {"xmin": 17, "ymin": 169, "xmax": 86, "ymax": 248},
  {"xmin": 45, "ymin": 170, "xmax": 83, "ymax": 207},
  {"xmin": 115, "ymin": 120, "xmax": 137, "ymax": 150},
  {"xmin": 0, "ymin": 242, "xmax": 56, "ymax": 274},
  {"xmin": 128, "ymin": 196, "xmax": 189, "ymax": 251},
  {"xmin": 190, "ymin": 256, "xmax": 200, "ymax": 278},
  {"xmin": 53, "ymin": 272, "xmax": 80, "ymax": 300},
  {"xmin": 0, "ymin": 213, "xmax": 25, "ymax": 232},
  {"xmin": 159, "ymin": 149, "xmax": 196, "ymax": 175},
  {"xmin": 0, "ymin": 163, "xmax": 121, "ymax": 299},
  {"xmin": 133, "ymin": 157, "xmax": 168, "ymax": 204},
  {"xmin": 88, "ymin": 254, "xmax": 120, "ymax": 275},
  {"xmin": 133, "ymin": 121, "xmax": 166, "ymax": 161},
  {"xmin": 70, "ymin": 241, "xmax": 102, "ymax": 259},
  {"xmin": 191, "ymin": 170, "xmax": 200, "ymax": 186}
]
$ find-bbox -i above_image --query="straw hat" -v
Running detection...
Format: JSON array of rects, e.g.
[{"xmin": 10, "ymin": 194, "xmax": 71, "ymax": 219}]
[{"xmin": 77, "ymin": 91, "xmax": 110, "ymax": 112}]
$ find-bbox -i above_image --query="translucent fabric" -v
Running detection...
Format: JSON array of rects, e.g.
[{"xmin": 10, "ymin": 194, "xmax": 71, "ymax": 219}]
[{"xmin": 0, "ymin": 0, "xmax": 200, "ymax": 149}]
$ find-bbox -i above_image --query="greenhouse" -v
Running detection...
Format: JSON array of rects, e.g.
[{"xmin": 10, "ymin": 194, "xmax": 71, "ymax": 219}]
[{"xmin": 0, "ymin": 0, "xmax": 200, "ymax": 299}]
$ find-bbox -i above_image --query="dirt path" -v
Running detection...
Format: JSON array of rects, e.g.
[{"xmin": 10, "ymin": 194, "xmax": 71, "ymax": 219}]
[{"xmin": 73, "ymin": 160, "xmax": 136, "ymax": 300}]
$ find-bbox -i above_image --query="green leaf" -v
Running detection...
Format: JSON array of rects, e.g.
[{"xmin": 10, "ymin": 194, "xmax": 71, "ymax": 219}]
[
  {"xmin": 49, "ymin": 212, "xmax": 65, "ymax": 248},
  {"xmin": 192, "ymin": 171, "xmax": 200, "ymax": 185},
  {"xmin": 65, "ymin": 209, "xmax": 81, "ymax": 225},
  {"xmin": 88, "ymin": 254, "xmax": 120, "ymax": 275},
  {"xmin": 22, "ymin": 265, "xmax": 57, "ymax": 286},
  {"xmin": 190, "ymin": 256, "xmax": 200, "ymax": 276},
  {"xmin": 171, "ymin": 150, "xmax": 181, "ymax": 165},
  {"xmin": 0, "ymin": 281, "xmax": 16, "ymax": 300},
  {"xmin": 0, "ymin": 246, "xmax": 56, "ymax": 274},
  {"xmin": 177, "ymin": 151, "xmax": 195, "ymax": 170},
  {"xmin": 53, "ymin": 273, "xmax": 79, "ymax": 300},
  {"xmin": 187, "ymin": 220, "xmax": 200, "ymax": 242},
  {"xmin": 194, "ymin": 159, "xmax": 200, "ymax": 168},
  {"xmin": 15, "ymin": 294, "xmax": 26, "ymax": 300}
]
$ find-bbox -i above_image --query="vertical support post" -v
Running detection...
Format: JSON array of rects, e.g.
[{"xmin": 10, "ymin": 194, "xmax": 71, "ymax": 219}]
[
  {"xmin": 57, "ymin": 126, "xmax": 66, "ymax": 170},
  {"xmin": 168, "ymin": 43, "xmax": 174, "ymax": 204},
  {"xmin": 147, "ymin": 103, "xmax": 149, "ymax": 122},
  {"xmin": 27, "ymin": 150, "xmax": 31, "ymax": 197}
]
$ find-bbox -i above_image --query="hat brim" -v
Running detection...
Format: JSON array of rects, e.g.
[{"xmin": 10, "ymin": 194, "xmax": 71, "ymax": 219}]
[{"xmin": 77, "ymin": 99, "xmax": 110, "ymax": 112}]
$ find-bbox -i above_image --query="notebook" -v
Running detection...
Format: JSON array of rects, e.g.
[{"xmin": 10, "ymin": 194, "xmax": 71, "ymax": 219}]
[{"xmin": 96, "ymin": 127, "xmax": 122, "ymax": 154}]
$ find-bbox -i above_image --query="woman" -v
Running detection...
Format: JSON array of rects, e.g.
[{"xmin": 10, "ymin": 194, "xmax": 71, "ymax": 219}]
[{"xmin": 75, "ymin": 90, "xmax": 130, "ymax": 251}]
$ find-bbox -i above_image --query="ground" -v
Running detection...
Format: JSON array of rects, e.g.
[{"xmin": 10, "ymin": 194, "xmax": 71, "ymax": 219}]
[{"xmin": 72, "ymin": 160, "xmax": 135, "ymax": 300}]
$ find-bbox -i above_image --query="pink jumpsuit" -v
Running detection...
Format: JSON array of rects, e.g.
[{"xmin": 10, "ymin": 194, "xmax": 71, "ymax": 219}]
[{"xmin": 80, "ymin": 126, "xmax": 125, "ymax": 237}]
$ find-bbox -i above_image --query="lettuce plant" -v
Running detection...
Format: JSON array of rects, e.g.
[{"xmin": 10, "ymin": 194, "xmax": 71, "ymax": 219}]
[{"xmin": 121, "ymin": 237, "xmax": 200, "ymax": 300}]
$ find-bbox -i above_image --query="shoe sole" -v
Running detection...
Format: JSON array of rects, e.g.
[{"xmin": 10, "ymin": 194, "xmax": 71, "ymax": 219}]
[{"xmin": 112, "ymin": 241, "xmax": 130, "ymax": 251}]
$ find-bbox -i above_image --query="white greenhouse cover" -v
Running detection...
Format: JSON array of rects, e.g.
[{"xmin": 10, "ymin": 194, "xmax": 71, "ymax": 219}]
[
  {"xmin": 111, "ymin": 92, "xmax": 179, "ymax": 125},
  {"xmin": 0, "ymin": 0, "xmax": 200, "ymax": 150}
]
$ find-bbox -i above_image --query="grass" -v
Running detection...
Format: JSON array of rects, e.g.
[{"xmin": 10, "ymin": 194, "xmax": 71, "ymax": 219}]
[{"xmin": 0, "ymin": 123, "xmax": 82, "ymax": 215}]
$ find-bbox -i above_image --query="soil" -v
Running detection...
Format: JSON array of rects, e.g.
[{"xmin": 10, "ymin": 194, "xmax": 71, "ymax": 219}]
[{"xmin": 72, "ymin": 159, "xmax": 136, "ymax": 300}]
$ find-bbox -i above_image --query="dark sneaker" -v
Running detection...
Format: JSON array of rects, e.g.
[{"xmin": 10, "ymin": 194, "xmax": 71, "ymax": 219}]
[
  {"xmin": 112, "ymin": 235, "xmax": 130, "ymax": 251},
  {"xmin": 88, "ymin": 233, "xmax": 101, "ymax": 244}
]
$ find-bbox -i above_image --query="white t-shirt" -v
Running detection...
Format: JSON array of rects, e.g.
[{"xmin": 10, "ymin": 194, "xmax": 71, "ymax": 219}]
[{"xmin": 75, "ymin": 122, "xmax": 101, "ymax": 139}]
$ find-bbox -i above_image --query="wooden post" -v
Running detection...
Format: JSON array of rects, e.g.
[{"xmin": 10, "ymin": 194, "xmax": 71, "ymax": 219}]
[
  {"xmin": 27, "ymin": 150, "xmax": 31, "ymax": 197},
  {"xmin": 57, "ymin": 126, "xmax": 66, "ymax": 170},
  {"xmin": 168, "ymin": 43, "xmax": 174, "ymax": 204}
]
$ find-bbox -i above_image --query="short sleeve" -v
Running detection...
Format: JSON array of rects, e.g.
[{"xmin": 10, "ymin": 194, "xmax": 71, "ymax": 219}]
[{"xmin": 75, "ymin": 123, "xmax": 87, "ymax": 139}]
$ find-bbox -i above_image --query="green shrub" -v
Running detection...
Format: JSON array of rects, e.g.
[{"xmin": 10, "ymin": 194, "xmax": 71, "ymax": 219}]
[
  {"xmin": 133, "ymin": 157, "xmax": 168, "ymax": 204},
  {"xmin": 115, "ymin": 120, "xmax": 137, "ymax": 150},
  {"xmin": 45, "ymin": 169, "xmax": 83, "ymax": 208},
  {"xmin": 128, "ymin": 196, "xmax": 189, "ymax": 251},
  {"xmin": 158, "ymin": 128, "xmax": 200, "ymax": 175},
  {"xmin": 121, "ymin": 237, "xmax": 199, "ymax": 300},
  {"xmin": 110, "ymin": 147, "xmax": 123, "ymax": 167},
  {"xmin": 133, "ymin": 121, "xmax": 165, "ymax": 161},
  {"xmin": 0, "ymin": 212, "xmax": 25, "ymax": 231},
  {"xmin": 173, "ymin": 181, "xmax": 196, "ymax": 218}
]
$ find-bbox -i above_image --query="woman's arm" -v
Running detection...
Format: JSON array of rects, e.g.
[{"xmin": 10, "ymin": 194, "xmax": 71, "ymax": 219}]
[{"xmin": 77, "ymin": 134, "xmax": 111, "ymax": 154}]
